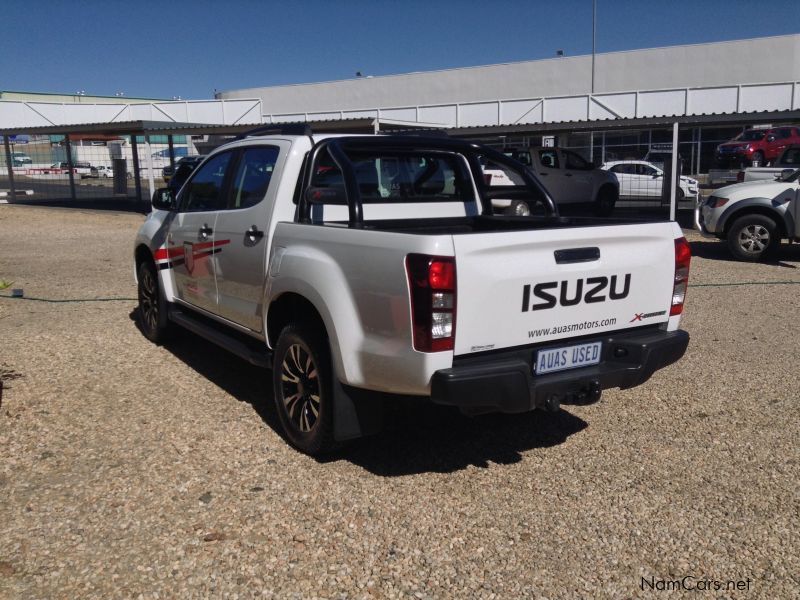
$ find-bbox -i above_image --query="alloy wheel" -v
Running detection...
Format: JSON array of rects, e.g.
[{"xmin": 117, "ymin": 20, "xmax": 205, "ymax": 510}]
[
  {"xmin": 280, "ymin": 344, "xmax": 321, "ymax": 433},
  {"xmin": 139, "ymin": 268, "xmax": 159, "ymax": 331},
  {"xmin": 738, "ymin": 225, "xmax": 770, "ymax": 253}
]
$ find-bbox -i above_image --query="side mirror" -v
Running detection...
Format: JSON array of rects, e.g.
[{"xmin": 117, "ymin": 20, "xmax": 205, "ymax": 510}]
[
  {"xmin": 152, "ymin": 188, "xmax": 176, "ymax": 211},
  {"xmin": 778, "ymin": 168, "xmax": 796, "ymax": 181},
  {"xmin": 653, "ymin": 173, "xmax": 662, "ymax": 178},
  {"xmin": 766, "ymin": 135, "xmax": 776, "ymax": 142}
]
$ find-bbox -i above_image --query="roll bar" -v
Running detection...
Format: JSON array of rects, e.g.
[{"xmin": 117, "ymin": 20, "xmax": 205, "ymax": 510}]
[{"xmin": 297, "ymin": 136, "xmax": 557, "ymax": 227}]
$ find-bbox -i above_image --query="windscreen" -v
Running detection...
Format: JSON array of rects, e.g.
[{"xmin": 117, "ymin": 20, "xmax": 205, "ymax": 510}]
[
  {"xmin": 310, "ymin": 148, "xmax": 473, "ymax": 203},
  {"xmin": 736, "ymin": 130, "xmax": 766, "ymax": 141}
]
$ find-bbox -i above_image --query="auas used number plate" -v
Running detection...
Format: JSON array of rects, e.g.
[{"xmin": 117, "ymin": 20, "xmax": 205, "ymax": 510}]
[{"xmin": 535, "ymin": 341, "xmax": 602, "ymax": 375}]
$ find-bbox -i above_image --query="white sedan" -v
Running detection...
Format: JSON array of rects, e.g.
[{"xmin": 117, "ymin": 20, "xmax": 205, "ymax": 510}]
[{"xmin": 601, "ymin": 160, "xmax": 698, "ymax": 200}]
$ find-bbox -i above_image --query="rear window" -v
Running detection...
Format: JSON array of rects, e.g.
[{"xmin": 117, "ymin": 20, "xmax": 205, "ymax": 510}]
[{"xmin": 310, "ymin": 149, "xmax": 472, "ymax": 203}]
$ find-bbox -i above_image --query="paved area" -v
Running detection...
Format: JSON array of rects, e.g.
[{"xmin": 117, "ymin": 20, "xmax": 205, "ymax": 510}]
[{"xmin": 0, "ymin": 205, "xmax": 798, "ymax": 598}]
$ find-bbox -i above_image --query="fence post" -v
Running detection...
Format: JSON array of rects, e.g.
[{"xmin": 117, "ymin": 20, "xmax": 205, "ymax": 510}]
[
  {"xmin": 3, "ymin": 135, "xmax": 17, "ymax": 203},
  {"xmin": 144, "ymin": 135, "xmax": 156, "ymax": 203},
  {"xmin": 64, "ymin": 134, "xmax": 77, "ymax": 202},
  {"xmin": 167, "ymin": 135, "xmax": 175, "ymax": 169},
  {"xmin": 131, "ymin": 135, "xmax": 143, "ymax": 207}
]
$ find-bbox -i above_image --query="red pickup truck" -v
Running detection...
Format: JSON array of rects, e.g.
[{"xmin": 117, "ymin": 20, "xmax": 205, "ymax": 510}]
[{"xmin": 716, "ymin": 126, "xmax": 800, "ymax": 167}]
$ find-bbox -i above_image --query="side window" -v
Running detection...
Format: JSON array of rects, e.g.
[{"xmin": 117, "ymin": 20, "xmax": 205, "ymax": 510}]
[
  {"xmin": 564, "ymin": 150, "xmax": 590, "ymax": 170},
  {"xmin": 229, "ymin": 147, "xmax": 280, "ymax": 209},
  {"xmin": 639, "ymin": 164, "xmax": 657, "ymax": 176},
  {"xmin": 610, "ymin": 164, "xmax": 626, "ymax": 174},
  {"xmin": 539, "ymin": 150, "xmax": 559, "ymax": 169},
  {"xmin": 780, "ymin": 129, "xmax": 792, "ymax": 139},
  {"xmin": 181, "ymin": 152, "xmax": 233, "ymax": 212}
]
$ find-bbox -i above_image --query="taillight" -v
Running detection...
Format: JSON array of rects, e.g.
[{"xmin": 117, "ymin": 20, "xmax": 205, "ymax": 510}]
[
  {"xmin": 736, "ymin": 171, "xmax": 744, "ymax": 182},
  {"xmin": 671, "ymin": 237, "xmax": 691, "ymax": 316},
  {"xmin": 483, "ymin": 173, "xmax": 493, "ymax": 185},
  {"xmin": 406, "ymin": 254, "xmax": 456, "ymax": 352}
]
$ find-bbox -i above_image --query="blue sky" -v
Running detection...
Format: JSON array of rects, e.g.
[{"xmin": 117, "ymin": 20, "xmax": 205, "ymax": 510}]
[{"xmin": 2, "ymin": 0, "xmax": 798, "ymax": 100}]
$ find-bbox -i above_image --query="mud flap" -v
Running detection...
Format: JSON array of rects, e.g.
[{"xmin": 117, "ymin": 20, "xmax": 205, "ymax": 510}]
[{"xmin": 332, "ymin": 377, "xmax": 385, "ymax": 441}]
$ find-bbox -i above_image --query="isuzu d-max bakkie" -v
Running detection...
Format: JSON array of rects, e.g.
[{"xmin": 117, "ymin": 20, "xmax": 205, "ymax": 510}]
[{"xmin": 134, "ymin": 127, "xmax": 690, "ymax": 454}]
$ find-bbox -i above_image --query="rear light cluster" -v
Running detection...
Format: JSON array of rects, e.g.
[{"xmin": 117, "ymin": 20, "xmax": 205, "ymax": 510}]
[
  {"xmin": 406, "ymin": 254, "xmax": 456, "ymax": 352},
  {"xmin": 671, "ymin": 237, "xmax": 691, "ymax": 316}
]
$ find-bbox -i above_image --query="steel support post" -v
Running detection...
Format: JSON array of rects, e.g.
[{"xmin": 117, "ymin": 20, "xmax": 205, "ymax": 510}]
[
  {"xmin": 64, "ymin": 134, "xmax": 77, "ymax": 202},
  {"xmin": 144, "ymin": 135, "xmax": 156, "ymax": 203},
  {"xmin": 131, "ymin": 136, "xmax": 143, "ymax": 206},
  {"xmin": 669, "ymin": 122, "xmax": 679, "ymax": 222},
  {"xmin": 168, "ymin": 135, "xmax": 175, "ymax": 169},
  {"xmin": 3, "ymin": 135, "xmax": 17, "ymax": 203}
]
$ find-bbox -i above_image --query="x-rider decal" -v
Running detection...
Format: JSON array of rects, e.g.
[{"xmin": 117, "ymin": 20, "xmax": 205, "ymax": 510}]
[{"xmin": 154, "ymin": 239, "xmax": 230, "ymax": 271}]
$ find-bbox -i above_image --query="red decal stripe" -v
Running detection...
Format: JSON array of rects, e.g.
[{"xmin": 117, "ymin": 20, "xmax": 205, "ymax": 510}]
[{"xmin": 154, "ymin": 240, "xmax": 228, "ymax": 261}]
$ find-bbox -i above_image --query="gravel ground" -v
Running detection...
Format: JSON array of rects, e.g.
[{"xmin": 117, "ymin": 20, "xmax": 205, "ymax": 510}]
[{"xmin": 0, "ymin": 205, "xmax": 798, "ymax": 599}]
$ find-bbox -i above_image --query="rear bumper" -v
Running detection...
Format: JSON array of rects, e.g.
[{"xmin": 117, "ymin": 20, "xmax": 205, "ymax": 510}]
[{"xmin": 431, "ymin": 328, "xmax": 689, "ymax": 413}]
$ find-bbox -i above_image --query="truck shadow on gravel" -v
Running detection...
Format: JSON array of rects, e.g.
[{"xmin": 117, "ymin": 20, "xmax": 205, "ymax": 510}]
[
  {"xmin": 146, "ymin": 318, "xmax": 588, "ymax": 476},
  {"xmin": 689, "ymin": 239, "xmax": 800, "ymax": 267}
]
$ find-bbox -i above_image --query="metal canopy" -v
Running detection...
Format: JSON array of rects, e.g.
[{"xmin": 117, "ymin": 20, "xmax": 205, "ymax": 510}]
[
  {"xmin": 0, "ymin": 117, "xmax": 439, "ymax": 137},
  {"xmin": 448, "ymin": 109, "xmax": 800, "ymax": 136}
]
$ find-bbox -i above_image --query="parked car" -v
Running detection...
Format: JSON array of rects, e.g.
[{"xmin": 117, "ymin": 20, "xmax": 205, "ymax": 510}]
[
  {"xmin": 738, "ymin": 145, "xmax": 800, "ymax": 182},
  {"xmin": 716, "ymin": 126, "xmax": 800, "ymax": 167},
  {"xmin": 93, "ymin": 165, "xmax": 114, "ymax": 178},
  {"xmin": 164, "ymin": 155, "xmax": 206, "ymax": 192},
  {"xmin": 51, "ymin": 161, "xmax": 97, "ymax": 178},
  {"xmin": 9, "ymin": 152, "xmax": 32, "ymax": 167},
  {"xmin": 135, "ymin": 131, "xmax": 690, "ymax": 454},
  {"xmin": 696, "ymin": 169, "xmax": 800, "ymax": 261},
  {"xmin": 600, "ymin": 161, "xmax": 699, "ymax": 201},
  {"xmin": 483, "ymin": 147, "xmax": 619, "ymax": 216}
]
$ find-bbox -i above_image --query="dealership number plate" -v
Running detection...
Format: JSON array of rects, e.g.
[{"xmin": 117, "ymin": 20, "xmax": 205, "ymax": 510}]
[{"xmin": 534, "ymin": 341, "xmax": 602, "ymax": 375}]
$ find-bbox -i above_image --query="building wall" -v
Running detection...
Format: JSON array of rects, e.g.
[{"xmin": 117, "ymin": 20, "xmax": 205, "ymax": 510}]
[
  {"xmin": 218, "ymin": 35, "xmax": 800, "ymax": 114},
  {"xmin": 0, "ymin": 91, "xmax": 169, "ymax": 104}
]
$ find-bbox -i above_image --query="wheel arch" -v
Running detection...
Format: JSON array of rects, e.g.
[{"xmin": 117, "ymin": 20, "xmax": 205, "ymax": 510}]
[
  {"xmin": 720, "ymin": 202, "xmax": 789, "ymax": 239},
  {"xmin": 267, "ymin": 292, "xmax": 329, "ymax": 351}
]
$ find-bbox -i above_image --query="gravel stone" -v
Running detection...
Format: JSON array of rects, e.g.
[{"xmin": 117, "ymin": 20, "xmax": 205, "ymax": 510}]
[{"xmin": 0, "ymin": 205, "xmax": 798, "ymax": 598}]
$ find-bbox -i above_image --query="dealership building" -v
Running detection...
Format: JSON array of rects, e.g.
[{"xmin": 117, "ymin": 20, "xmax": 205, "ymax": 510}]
[{"xmin": 217, "ymin": 34, "xmax": 800, "ymax": 174}]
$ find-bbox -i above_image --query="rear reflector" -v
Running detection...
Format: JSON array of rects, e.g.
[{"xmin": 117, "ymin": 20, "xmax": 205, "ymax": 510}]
[
  {"xmin": 671, "ymin": 237, "xmax": 691, "ymax": 316},
  {"xmin": 406, "ymin": 254, "xmax": 457, "ymax": 352}
]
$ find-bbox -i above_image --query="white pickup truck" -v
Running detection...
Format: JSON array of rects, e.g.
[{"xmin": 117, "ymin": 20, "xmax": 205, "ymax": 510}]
[
  {"xmin": 739, "ymin": 145, "xmax": 800, "ymax": 182},
  {"xmin": 134, "ymin": 129, "xmax": 690, "ymax": 454},
  {"xmin": 483, "ymin": 147, "xmax": 619, "ymax": 216}
]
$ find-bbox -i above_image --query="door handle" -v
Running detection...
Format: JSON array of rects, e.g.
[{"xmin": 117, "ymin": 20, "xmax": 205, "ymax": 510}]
[
  {"xmin": 199, "ymin": 224, "xmax": 213, "ymax": 239},
  {"xmin": 246, "ymin": 225, "xmax": 264, "ymax": 240},
  {"xmin": 564, "ymin": 173, "xmax": 573, "ymax": 177}
]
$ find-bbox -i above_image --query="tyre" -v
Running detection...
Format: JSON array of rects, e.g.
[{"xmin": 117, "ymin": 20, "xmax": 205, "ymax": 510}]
[
  {"xmin": 137, "ymin": 260, "xmax": 171, "ymax": 343},
  {"xmin": 751, "ymin": 151, "xmax": 765, "ymax": 166},
  {"xmin": 677, "ymin": 188, "xmax": 685, "ymax": 202},
  {"xmin": 273, "ymin": 324, "xmax": 337, "ymax": 455},
  {"xmin": 726, "ymin": 214, "xmax": 779, "ymax": 262},
  {"xmin": 594, "ymin": 185, "xmax": 617, "ymax": 217},
  {"xmin": 504, "ymin": 199, "xmax": 531, "ymax": 216}
]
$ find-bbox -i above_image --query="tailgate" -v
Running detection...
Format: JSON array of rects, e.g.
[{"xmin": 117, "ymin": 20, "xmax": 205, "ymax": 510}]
[{"xmin": 452, "ymin": 222, "xmax": 678, "ymax": 355}]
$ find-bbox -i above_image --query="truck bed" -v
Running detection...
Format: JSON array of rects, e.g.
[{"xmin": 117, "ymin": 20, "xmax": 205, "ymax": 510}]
[{"xmin": 322, "ymin": 214, "xmax": 662, "ymax": 235}]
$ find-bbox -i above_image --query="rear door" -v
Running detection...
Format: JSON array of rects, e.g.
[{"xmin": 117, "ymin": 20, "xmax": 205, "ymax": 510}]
[
  {"xmin": 168, "ymin": 150, "xmax": 235, "ymax": 314},
  {"xmin": 451, "ymin": 222, "xmax": 677, "ymax": 355},
  {"xmin": 213, "ymin": 143, "xmax": 288, "ymax": 331},
  {"xmin": 560, "ymin": 150, "xmax": 594, "ymax": 204}
]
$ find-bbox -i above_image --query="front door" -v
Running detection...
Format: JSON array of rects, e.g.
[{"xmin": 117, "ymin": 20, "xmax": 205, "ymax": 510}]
[
  {"xmin": 168, "ymin": 151, "xmax": 235, "ymax": 314},
  {"xmin": 214, "ymin": 144, "xmax": 286, "ymax": 331}
]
